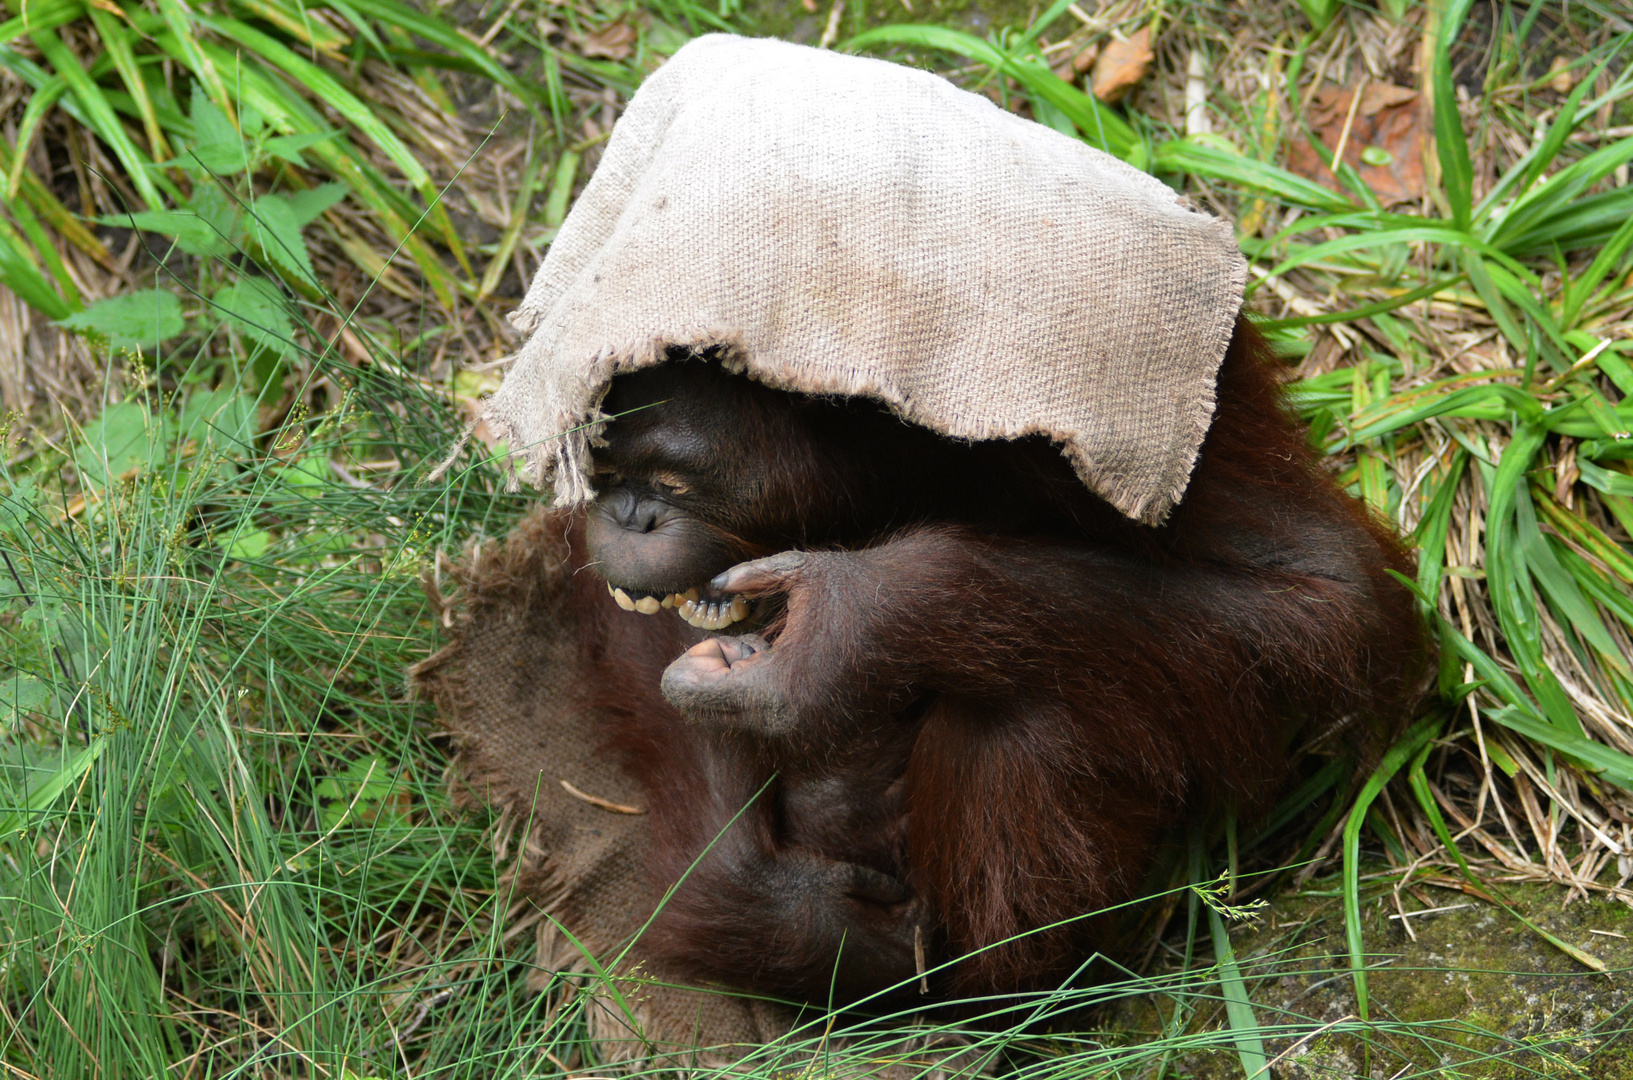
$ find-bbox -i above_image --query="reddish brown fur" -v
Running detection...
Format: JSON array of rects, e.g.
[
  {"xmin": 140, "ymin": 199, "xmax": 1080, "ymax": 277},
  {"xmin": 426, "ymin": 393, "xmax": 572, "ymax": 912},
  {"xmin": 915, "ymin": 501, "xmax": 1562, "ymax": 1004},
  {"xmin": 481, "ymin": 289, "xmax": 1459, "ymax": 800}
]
[{"xmin": 553, "ymin": 317, "xmax": 1426, "ymax": 1006}]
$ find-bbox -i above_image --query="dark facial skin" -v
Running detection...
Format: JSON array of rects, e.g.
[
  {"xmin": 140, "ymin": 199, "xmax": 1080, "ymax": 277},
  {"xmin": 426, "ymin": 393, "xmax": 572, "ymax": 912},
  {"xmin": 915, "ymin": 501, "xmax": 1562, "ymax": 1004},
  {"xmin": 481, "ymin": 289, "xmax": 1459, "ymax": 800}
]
[
  {"xmin": 585, "ymin": 362, "xmax": 804, "ymax": 599},
  {"xmin": 584, "ymin": 356, "xmax": 1098, "ymax": 630}
]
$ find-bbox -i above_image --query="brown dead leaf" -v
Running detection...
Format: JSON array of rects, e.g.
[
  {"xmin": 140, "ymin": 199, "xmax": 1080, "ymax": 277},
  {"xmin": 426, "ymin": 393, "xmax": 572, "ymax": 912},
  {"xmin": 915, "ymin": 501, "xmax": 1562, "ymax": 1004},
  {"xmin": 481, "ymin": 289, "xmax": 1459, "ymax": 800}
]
[
  {"xmin": 572, "ymin": 21, "xmax": 635, "ymax": 60},
  {"xmin": 1089, "ymin": 27, "xmax": 1152, "ymax": 104},
  {"xmin": 1284, "ymin": 82, "xmax": 1428, "ymax": 207},
  {"xmin": 1051, "ymin": 41, "xmax": 1098, "ymax": 84}
]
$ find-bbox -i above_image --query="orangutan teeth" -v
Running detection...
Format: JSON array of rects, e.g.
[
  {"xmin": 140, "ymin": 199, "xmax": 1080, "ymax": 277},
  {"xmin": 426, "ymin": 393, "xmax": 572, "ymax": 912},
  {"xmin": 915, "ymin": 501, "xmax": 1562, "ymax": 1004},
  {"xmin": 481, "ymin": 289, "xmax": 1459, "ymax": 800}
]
[
  {"xmin": 610, "ymin": 582, "xmax": 748, "ymax": 627},
  {"xmin": 677, "ymin": 593, "xmax": 749, "ymax": 630}
]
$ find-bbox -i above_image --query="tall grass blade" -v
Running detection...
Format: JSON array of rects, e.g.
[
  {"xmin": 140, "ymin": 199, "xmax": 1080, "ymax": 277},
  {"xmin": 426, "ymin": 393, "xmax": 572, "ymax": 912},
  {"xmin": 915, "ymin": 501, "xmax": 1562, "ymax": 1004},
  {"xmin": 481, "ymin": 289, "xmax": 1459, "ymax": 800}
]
[
  {"xmin": 1342, "ymin": 717, "xmax": 1438, "ymax": 1022},
  {"xmin": 1430, "ymin": 0, "xmax": 1475, "ymax": 231}
]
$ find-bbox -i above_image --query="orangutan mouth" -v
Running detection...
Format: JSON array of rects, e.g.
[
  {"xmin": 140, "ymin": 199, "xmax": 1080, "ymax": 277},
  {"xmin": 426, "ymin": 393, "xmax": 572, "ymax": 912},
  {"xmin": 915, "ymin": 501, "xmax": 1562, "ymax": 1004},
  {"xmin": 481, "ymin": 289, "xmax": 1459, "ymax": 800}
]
[{"xmin": 608, "ymin": 583, "xmax": 750, "ymax": 631}]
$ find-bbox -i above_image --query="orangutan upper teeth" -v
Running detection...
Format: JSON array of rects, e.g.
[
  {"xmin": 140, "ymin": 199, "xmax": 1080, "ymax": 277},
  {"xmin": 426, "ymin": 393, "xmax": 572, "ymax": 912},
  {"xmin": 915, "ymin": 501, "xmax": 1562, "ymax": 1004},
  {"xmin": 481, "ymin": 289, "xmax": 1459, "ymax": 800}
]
[{"xmin": 608, "ymin": 582, "xmax": 749, "ymax": 629}]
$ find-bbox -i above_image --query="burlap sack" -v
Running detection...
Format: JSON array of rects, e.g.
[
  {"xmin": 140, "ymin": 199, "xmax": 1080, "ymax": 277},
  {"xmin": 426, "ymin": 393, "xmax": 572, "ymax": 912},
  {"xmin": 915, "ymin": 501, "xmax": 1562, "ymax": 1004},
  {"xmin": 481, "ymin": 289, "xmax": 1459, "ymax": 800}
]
[
  {"xmin": 472, "ymin": 33, "xmax": 1246, "ymax": 525},
  {"xmin": 411, "ymin": 510, "xmax": 992, "ymax": 1073}
]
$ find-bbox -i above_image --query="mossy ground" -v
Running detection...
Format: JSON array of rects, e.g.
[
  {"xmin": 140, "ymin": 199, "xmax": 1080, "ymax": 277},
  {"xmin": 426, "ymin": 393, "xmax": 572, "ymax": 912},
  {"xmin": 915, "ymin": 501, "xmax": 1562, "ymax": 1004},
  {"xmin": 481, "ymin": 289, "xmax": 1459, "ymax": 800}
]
[{"xmin": 1106, "ymin": 870, "xmax": 1633, "ymax": 1078}]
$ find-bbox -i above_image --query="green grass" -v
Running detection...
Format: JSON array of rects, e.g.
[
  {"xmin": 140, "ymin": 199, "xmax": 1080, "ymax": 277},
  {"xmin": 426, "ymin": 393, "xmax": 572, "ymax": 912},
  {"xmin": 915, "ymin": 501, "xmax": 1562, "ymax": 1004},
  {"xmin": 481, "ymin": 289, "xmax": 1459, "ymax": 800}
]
[{"xmin": 4, "ymin": 0, "xmax": 1633, "ymax": 1075}]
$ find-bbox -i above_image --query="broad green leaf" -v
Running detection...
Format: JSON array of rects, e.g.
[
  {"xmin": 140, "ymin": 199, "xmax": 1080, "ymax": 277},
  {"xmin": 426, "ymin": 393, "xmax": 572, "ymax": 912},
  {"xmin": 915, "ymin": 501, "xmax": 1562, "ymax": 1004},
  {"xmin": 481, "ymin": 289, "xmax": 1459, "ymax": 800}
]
[
  {"xmin": 223, "ymin": 528, "xmax": 270, "ymax": 561},
  {"xmin": 59, "ymin": 289, "xmax": 184, "ymax": 351},
  {"xmin": 184, "ymin": 82, "xmax": 249, "ymax": 174},
  {"xmin": 250, "ymin": 193, "xmax": 319, "ymax": 283},
  {"xmin": 179, "ymin": 37, "xmax": 458, "ymax": 306},
  {"xmin": 0, "ymin": 477, "xmax": 37, "ymax": 536},
  {"xmin": 177, "ymin": 388, "xmax": 258, "ymax": 455},
  {"xmin": 74, "ymin": 401, "xmax": 170, "ymax": 484},
  {"xmin": 278, "ymin": 452, "xmax": 330, "ymax": 491},
  {"xmin": 264, "ymin": 131, "xmax": 340, "ymax": 168},
  {"xmin": 284, "ymin": 182, "xmax": 349, "ymax": 226},
  {"xmin": 212, "ymin": 279, "xmax": 296, "ymax": 357},
  {"xmin": 98, "ymin": 199, "xmax": 238, "ymax": 258},
  {"xmin": 0, "ymin": 739, "xmax": 105, "ymax": 840},
  {"xmin": 0, "ymin": 675, "xmax": 51, "ymax": 725}
]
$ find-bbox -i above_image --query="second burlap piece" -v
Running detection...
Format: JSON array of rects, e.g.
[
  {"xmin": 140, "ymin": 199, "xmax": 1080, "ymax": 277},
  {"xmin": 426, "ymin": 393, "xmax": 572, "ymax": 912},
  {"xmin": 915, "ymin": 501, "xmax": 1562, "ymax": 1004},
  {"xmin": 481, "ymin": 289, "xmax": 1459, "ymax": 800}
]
[{"xmin": 480, "ymin": 33, "xmax": 1247, "ymax": 526}]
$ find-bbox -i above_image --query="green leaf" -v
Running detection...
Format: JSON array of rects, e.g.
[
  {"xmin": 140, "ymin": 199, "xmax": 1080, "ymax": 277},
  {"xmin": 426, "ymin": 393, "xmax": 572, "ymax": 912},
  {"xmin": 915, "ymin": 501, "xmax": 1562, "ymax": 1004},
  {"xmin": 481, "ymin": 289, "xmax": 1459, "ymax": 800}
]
[
  {"xmin": 27, "ymin": 28, "xmax": 168, "ymax": 209},
  {"xmin": 223, "ymin": 528, "xmax": 270, "ymax": 561},
  {"xmin": 1153, "ymin": 141, "xmax": 1354, "ymax": 213},
  {"xmin": 277, "ymin": 452, "xmax": 330, "ymax": 491},
  {"xmin": 1409, "ymin": 450, "xmax": 1468, "ymax": 612},
  {"xmin": 1430, "ymin": 0, "xmax": 1475, "ymax": 231},
  {"xmin": 58, "ymin": 289, "xmax": 185, "ymax": 351},
  {"xmin": 185, "ymin": 82, "xmax": 248, "ymax": 174},
  {"xmin": 1486, "ymin": 706, "xmax": 1633, "ymax": 790},
  {"xmin": 263, "ymin": 130, "xmax": 340, "ymax": 167},
  {"xmin": 212, "ymin": 279, "xmax": 296, "ymax": 358},
  {"xmin": 250, "ymin": 193, "xmax": 319, "ymax": 283},
  {"xmin": 284, "ymin": 182, "xmax": 348, "ymax": 227},
  {"xmin": 1407, "ymin": 742, "xmax": 1606, "ymax": 970},
  {"xmin": 0, "ymin": 477, "xmax": 37, "ymax": 537},
  {"xmin": 1579, "ymin": 459, "xmax": 1633, "ymax": 498},
  {"xmin": 99, "ymin": 198, "xmax": 239, "ymax": 259},
  {"xmin": 198, "ymin": 14, "xmax": 430, "ymax": 188},
  {"xmin": 177, "ymin": 387, "xmax": 258, "ymax": 455},
  {"xmin": 0, "ymin": 225, "xmax": 73, "ymax": 320},
  {"xmin": 1209, "ymin": 907, "xmax": 1269, "ymax": 1079},
  {"xmin": 1344, "ymin": 717, "xmax": 1440, "ymax": 1021},
  {"xmin": 1513, "ymin": 490, "xmax": 1628, "ymax": 676},
  {"xmin": 1293, "ymin": 0, "xmax": 1338, "ymax": 31},
  {"xmin": 0, "ymin": 674, "xmax": 51, "ymax": 725},
  {"xmin": 75, "ymin": 401, "xmax": 170, "ymax": 485},
  {"xmin": 0, "ymin": 740, "xmax": 105, "ymax": 841}
]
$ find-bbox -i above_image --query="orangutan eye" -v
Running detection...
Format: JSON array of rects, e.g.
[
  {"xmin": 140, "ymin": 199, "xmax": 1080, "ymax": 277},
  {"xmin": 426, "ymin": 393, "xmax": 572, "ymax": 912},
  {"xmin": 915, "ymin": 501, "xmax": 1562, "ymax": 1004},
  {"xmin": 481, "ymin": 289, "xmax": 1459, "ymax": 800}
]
[{"xmin": 652, "ymin": 475, "xmax": 692, "ymax": 497}]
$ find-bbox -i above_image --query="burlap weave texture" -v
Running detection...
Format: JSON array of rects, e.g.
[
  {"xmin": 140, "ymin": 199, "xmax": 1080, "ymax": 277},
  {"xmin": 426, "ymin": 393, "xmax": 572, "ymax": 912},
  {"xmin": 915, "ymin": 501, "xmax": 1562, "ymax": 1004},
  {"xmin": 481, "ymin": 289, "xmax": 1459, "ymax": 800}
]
[{"xmin": 481, "ymin": 34, "xmax": 1247, "ymax": 525}]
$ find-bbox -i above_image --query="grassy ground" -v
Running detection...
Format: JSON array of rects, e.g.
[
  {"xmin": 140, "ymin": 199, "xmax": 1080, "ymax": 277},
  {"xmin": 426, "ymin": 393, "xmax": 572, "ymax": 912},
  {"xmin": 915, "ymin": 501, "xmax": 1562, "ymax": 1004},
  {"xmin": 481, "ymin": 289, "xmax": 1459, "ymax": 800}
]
[{"xmin": 3, "ymin": 0, "xmax": 1633, "ymax": 1076}]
